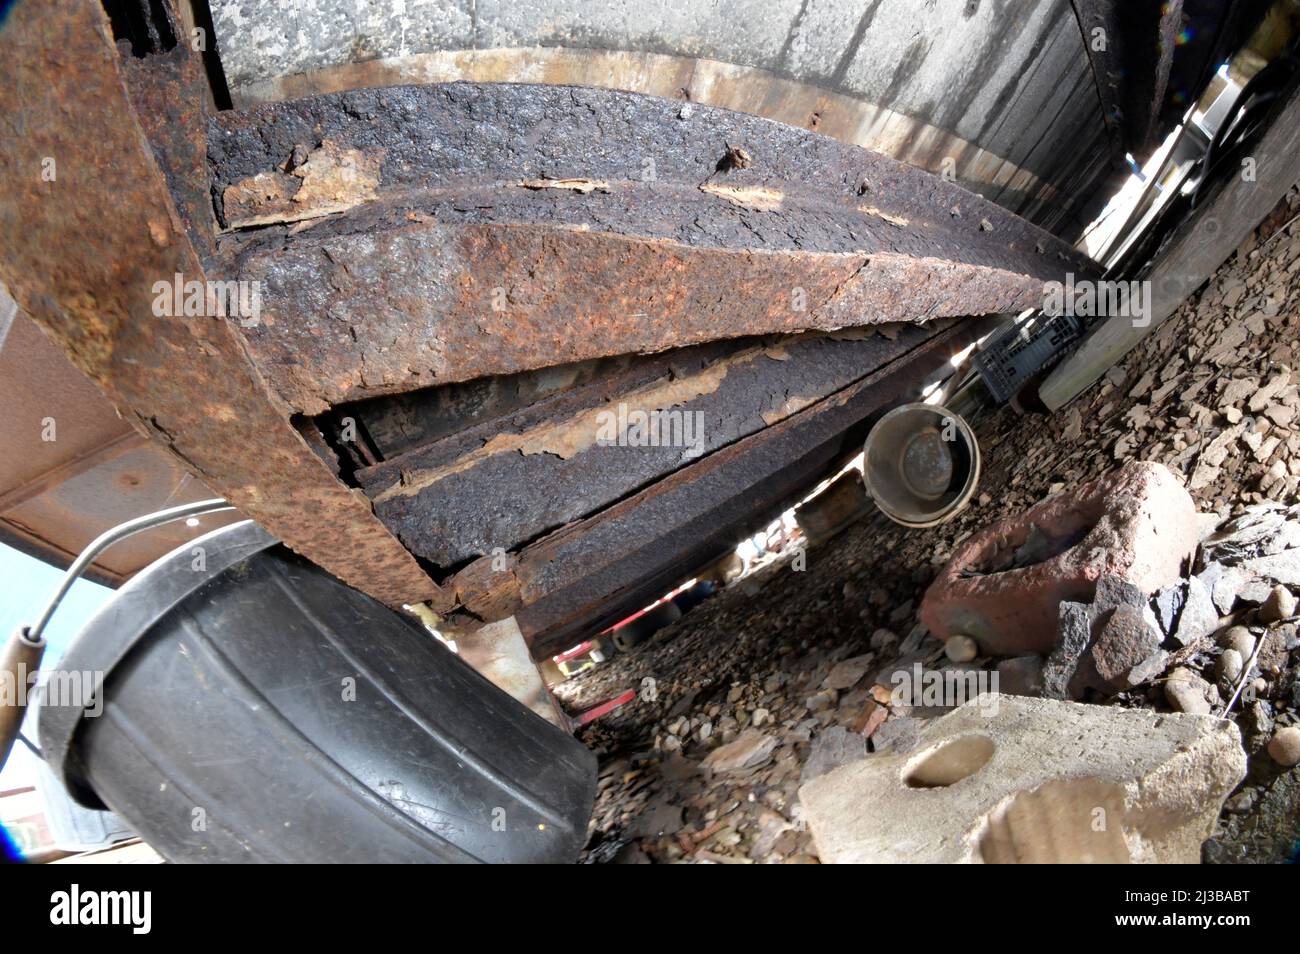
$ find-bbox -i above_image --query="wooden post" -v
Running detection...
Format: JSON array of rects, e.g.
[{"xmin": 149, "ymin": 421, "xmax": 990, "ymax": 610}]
[{"xmin": 1040, "ymin": 81, "xmax": 1300, "ymax": 411}]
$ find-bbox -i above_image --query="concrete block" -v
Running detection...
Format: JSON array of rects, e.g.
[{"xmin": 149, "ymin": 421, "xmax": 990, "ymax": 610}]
[{"xmin": 800, "ymin": 694, "xmax": 1245, "ymax": 863}]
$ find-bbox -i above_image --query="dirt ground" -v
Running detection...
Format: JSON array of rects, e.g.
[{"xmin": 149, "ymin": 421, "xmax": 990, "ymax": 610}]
[{"xmin": 556, "ymin": 185, "xmax": 1300, "ymax": 864}]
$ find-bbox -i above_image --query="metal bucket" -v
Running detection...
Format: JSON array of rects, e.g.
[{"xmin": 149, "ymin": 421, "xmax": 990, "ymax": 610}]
[{"xmin": 863, "ymin": 404, "xmax": 981, "ymax": 528}]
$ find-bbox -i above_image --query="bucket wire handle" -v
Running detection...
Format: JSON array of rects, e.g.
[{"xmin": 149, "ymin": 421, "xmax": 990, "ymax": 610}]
[{"xmin": 1, "ymin": 499, "xmax": 234, "ymax": 770}]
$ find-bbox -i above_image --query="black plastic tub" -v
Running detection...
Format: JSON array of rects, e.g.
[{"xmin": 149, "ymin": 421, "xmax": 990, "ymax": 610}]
[{"xmin": 37, "ymin": 521, "xmax": 596, "ymax": 863}]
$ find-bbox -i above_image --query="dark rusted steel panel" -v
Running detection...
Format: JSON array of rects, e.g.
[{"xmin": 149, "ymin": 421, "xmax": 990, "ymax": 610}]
[
  {"xmin": 447, "ymin": 318, "xmax": 998, "ymax": 658},
  {"xmin": 208, "ymin": 83, "xmax": 1097, "ymax": 414},
  {"xmin": 0, "ymin": 0, "xmax": 443, "ymax": 608},
  {"xmin": 1069, "ymin": 0, "xmax": 1185, "ymax": 159},
  {"xmin": 236, "ymin": 215, "xmax": 1036, "ymax": 415},
  {"xmin": 357, "ymin": 326, "xmax": 930, "ymax": 568},
  {"xmin": 341, "ymin": 349, "xmax": 712, "ymax": 460},
  {"xmin": 120, "ymin": 45, "xmax": 221, "ymax": 264}
]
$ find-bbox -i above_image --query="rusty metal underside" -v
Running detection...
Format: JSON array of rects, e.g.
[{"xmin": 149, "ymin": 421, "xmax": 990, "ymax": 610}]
[
  {"xmin": 1070, "ymin": 1, "xmax": 1269, "ymax": 162},
  {"xmin": 0, "ymin": 0, "xmax": 440, "ymax": 608},
  {"xmin": 209, "ymin": 82, "xmax": 1096, "ymax": 415},
  {"xmin": 1071, "ymin": 0, "xmax": 1186, "ymax": 162},
  {"xmin": 353, "ymin": 325, "xmax": 935, "ymax": 569},
  {"xmin": 2, "ymin": 0, "xmax": 1086, "ymax": 652},
  {"xmin": 487, "ymin": 318, "xmax": 998, "ymax": 660}
]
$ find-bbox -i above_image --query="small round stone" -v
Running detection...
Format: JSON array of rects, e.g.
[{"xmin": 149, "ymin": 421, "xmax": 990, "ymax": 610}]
[
  {"xmin": 1219, "ymin": 649, "xmax": 1243, "ymax": 684},
  {"xmin": 945, "ymin": 635, "xmax": 978, "ymax": 663},
  {"xmin": 1267, "ymin": 726, "xmax": 1300, "ymax": 767},
  {"xmin": 1259, "ymin": 584, "xmax": 1298, "ymax": 624},
  {"xmin": 1165, "ymin": 667, "xmax": 1213, "ymax": 715},
  {"xmin": 1220, "ymin": 625, "xmax": 1256, "ymax": 659}
]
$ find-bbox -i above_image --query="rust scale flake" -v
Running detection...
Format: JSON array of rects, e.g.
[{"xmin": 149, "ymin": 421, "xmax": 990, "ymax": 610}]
[
  {"xmin": 374, "ymin": 343, "xmax": 789, "ymax": 502},
  {"xmin": 698, "ymin": 183, "xmax": 785, "ymax": 211},
  {"xmin": 859, "ymin": 206, "xmax": 910, "ymax": 227},
  {"xmin": 761, "ymin": 395, "xmax": 818, "ymax": 425},
  {"xmin": 518, "ymin": 178, "xmax": 610, "ymax": 194},
  {"xmin": 222, "ymin": 139, "xmax": 385, "ymax": 228}
]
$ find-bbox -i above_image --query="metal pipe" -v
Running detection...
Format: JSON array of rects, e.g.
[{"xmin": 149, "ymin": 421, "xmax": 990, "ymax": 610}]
[{"xmin": 863, "ymin": 404, "xmax": 981, "ymax": 528}]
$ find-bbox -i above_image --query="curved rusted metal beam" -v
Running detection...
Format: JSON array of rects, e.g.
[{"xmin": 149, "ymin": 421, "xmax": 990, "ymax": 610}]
[{"xmin": 210, "ymin": 83, "xmax": 1098, "ymax": 414}]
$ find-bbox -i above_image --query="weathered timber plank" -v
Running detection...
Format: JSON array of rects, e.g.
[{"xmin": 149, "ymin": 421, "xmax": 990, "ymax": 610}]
[{"xmin": 1040, "ymin": 78, "xmax": 1300, "ymax": 411}]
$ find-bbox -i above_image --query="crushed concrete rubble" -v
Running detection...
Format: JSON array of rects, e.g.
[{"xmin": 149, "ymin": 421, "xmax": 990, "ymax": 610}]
[
  {"xmin": 557, "ymin": 187, "xmax": 1300, "ymax": 863},
  {"xmin": 799, "ymin": 694, "xmax": 1245, "ymax": 864}
]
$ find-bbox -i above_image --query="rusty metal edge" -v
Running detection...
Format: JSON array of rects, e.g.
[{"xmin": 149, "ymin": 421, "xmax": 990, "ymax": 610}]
[{"xmin": 0, "ymin": 0, "xmax": 444, "ymax": 609}]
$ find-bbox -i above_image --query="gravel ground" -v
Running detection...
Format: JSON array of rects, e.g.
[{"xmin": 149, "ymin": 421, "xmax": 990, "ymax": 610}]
[{"xmin": 556, "ymin": 185, "xmax": 1300, "ymax": 864}]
